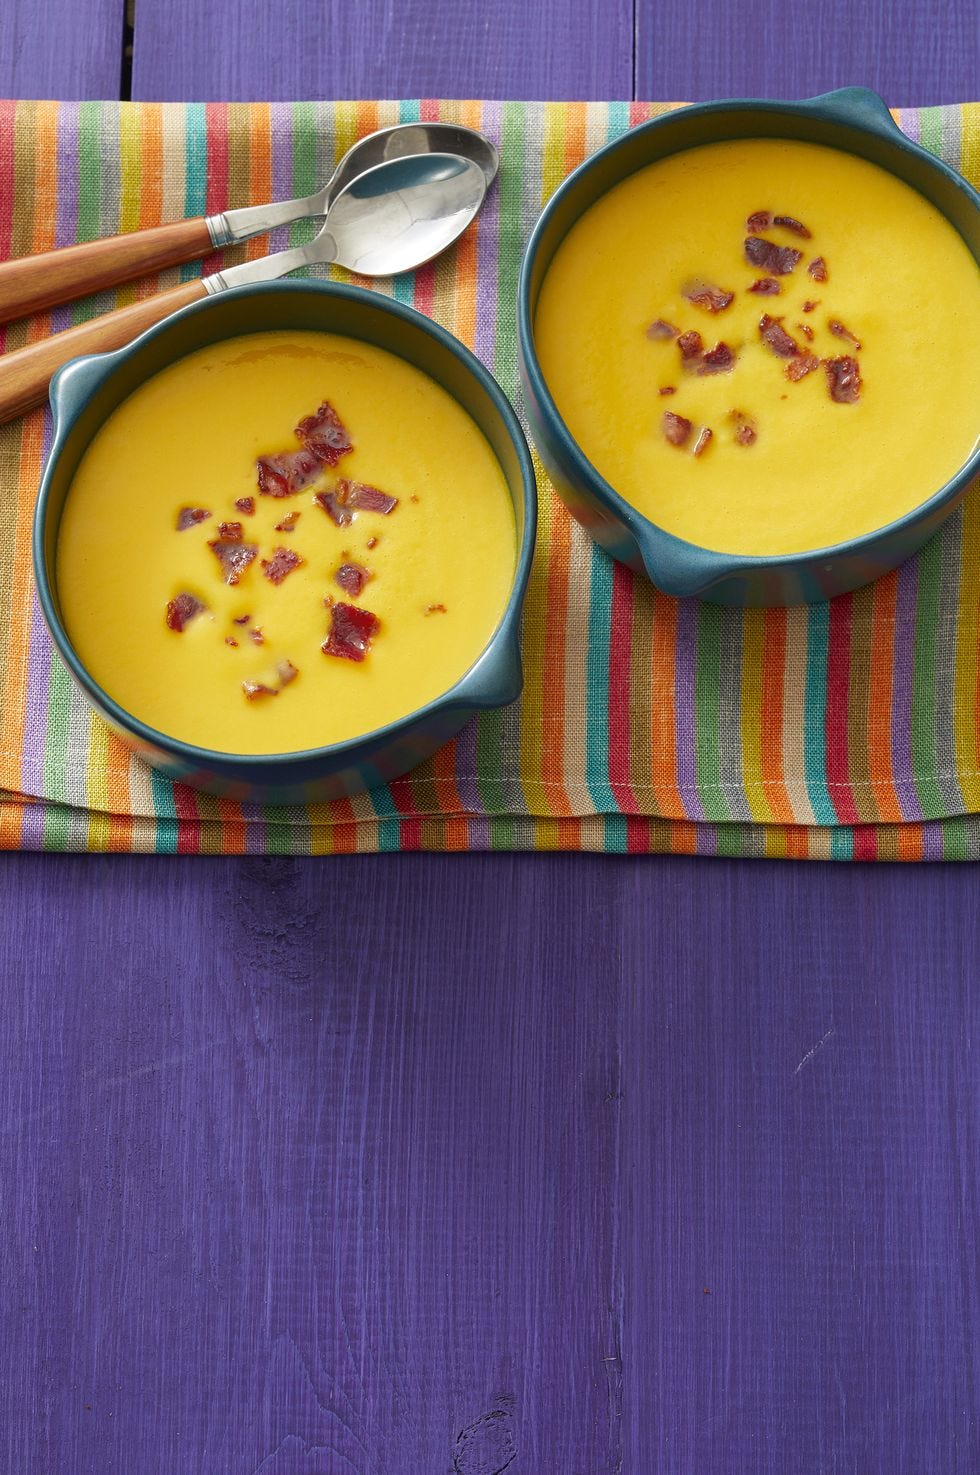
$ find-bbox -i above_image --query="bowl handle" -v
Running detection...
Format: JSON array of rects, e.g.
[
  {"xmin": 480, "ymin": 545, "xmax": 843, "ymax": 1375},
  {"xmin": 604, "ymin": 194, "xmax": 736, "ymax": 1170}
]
[{"xmin": 802, "ymin": 86, "xmax": 903, "ymax": 138}]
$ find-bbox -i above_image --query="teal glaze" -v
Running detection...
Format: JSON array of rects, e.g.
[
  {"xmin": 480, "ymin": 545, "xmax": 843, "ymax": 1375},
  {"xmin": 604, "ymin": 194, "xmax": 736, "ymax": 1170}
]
[
  {"xmin": 35, "ymin": 281, "xmax": 537, "ymax": 803},
  {"xmin": 518, "ymin": 87, "xmax": 980, "ymax": 606}
]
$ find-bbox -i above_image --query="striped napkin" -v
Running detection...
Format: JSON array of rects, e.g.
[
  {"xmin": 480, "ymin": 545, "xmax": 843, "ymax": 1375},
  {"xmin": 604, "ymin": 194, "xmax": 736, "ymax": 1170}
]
[{"xmin": 1, "ymin": 99, "xmax": 978, "ymax": 858}]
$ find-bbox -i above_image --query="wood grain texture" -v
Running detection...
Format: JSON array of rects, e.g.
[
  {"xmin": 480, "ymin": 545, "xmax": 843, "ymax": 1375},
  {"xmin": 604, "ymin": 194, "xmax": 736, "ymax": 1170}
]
[
  {"xmin": 636, "ymin": 0, "xmax": 980, "ymax": 104},
  {"xmin": 131, "ymin": 0, "xmax": 634, "ymax": 101},
  {"xmin": 2, "ymin": 3, "xmax": 979, "ymax": 1473},
  {"xmin": 0, "ymin": 0, "xmax": 122, "ymax": 99}
]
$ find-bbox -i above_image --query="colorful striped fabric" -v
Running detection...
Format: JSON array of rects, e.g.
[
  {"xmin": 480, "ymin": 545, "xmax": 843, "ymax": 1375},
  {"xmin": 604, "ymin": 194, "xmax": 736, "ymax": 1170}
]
[{"xmin": 0, "ymin": 99, "xmax": 978, "ymax": 858}]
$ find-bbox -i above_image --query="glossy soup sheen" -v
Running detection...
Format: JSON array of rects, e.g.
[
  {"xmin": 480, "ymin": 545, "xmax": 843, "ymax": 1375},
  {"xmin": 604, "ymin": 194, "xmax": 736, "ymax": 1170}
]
[
  {"xmin": 534, "ymin": 138, "xmax": 980, "ymax": 557},
  {"xmin": 57, "ymin": 331, "xmax": 517, "ymax": 755}
]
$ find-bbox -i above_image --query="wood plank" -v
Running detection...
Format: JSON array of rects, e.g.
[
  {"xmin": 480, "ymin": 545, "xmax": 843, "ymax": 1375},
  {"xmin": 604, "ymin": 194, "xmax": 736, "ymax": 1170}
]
[
  {"xmin": 636, "ymin": 0, "xmax": 979, "ymax": 104},
  {"xmin": 131, "ymin": 0, "xmax": 633, "ymax": 101},
  {"xmin": 0, "ymin": 0, "xmax": 123, "ymax": 99}
]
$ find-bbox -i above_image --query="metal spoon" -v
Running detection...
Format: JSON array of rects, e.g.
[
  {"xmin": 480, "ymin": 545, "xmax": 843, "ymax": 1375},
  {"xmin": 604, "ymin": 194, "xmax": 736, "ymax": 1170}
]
[
  {"xmin": 209, "ymin": 121, "xmax": 499, "ymax": 245},
  {"xmin": 0, "ymin": 152, "xmax": 490, "ymax": 424},
  {"xmin": 0, "ymin": 122, "xmax": 498, "ymax": 328}
]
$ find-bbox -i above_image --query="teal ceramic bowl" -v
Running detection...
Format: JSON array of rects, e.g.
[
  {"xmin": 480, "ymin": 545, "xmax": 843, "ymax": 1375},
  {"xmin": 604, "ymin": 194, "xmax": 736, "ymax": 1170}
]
[
  {"xmin": 518, "ymin": 87, "xmax": 980, "ymax": 606},
  {"xmin": 34, "ymin": 281, "xmax": 536, "ymax": 804}
]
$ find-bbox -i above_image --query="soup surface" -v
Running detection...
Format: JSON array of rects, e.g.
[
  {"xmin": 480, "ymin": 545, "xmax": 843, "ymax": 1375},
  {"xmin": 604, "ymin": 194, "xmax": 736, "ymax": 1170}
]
[
  {"xmin": 534, "ymin": 138, "xmax": 980, "ymax": 555},
  {"xmin": 57, "ymin": 330, "xmax": 517, "ymax": 754}
]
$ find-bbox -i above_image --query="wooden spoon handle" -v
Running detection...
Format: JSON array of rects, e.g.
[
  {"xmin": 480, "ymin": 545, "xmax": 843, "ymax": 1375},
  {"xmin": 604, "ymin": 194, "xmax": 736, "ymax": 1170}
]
[
  {"xmin": 0, "ymin": 217, "xmax": 214, "ymax": 326},
  {"xmin": 0, "ymin": 280, "xmax": 208, "ymax": 424}
]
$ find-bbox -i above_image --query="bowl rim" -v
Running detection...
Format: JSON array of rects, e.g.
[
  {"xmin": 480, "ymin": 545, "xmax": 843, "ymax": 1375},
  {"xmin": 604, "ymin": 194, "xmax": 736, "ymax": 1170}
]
[
  {"xmin": 517, "ymin": 87, "xmax": 980, "ymax": 592},
  {"xmin": 34, "ymin": 278, "xmax": 538, "ymax": 769}
]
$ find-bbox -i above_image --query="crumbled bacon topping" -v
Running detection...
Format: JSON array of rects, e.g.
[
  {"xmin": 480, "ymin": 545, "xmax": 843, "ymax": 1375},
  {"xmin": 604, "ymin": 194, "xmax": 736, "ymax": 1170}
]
[
  {"xmin": 829, "ymin": 317, "xmax": 862, "ymax": 349},
  {"xmin": 261, "ymin": 546, "xmax": 303, "ymax": 585},
  {"xmin": 692, "ymin": 427, "xmax": 713, "ymax": 458},
  {"xmin": 658, "ymin": 385, "xmax": 676, "ymax": 395},
  {"xmin": 677, "ymin": 330, "xmax": 703, "ymax": 361},
  {"xmin": 165, "ymin": 592, "xmax": 207, "ymax": 631},
  {"xmin": 747, "ymin": 210, "xmax": 810, "ymax": 238},
  {"xmin": 786, "ymin": 353, "xmax": 819, "ymax": 381},
  {"xmin": 824, "ymin": 355, "xmax": 861, "ymax": 403},
  {"xmin": 322, "ymin": 601, "xmax": 380, "ymax": 662},
  {"xmin": 234, "ymin": 496, "xmax": 255, "ymax": 515},
  {"xmin": 208, "ymin": 539, "xmax": 258, "ymax": 585},
  {"xmin": 647, "ymin": 318, "xmax": 679, "ymax": 339},
  {"xmin": 698, "ymin": 342, "xmax": 736, "ymax": 375},
  {"xmin": 256, "ymin": 447, "xmax": 322, "ymax": 497},
  {"xmin": 808, "ymin": 257, "xmax": 828, "ymax": 282},
  {"xmin": 176, "ymin": 507, "xmax": 210, "ymax": 532},
  {"xmin": 773, "ymin": 214, "xmax": 811, "ymax": 238},
  {"xmin": 729, "ymin": 410, "xmax": 757, "ymax": 446},
  {"xmin": 277, "ymin": 660, "xmax": 299, "ymax": 687},
  {"xmin": 225, "ymin": 635, "xmax": 238, "ymax": 647},
  {"xmin": 759, "ymin": 313, "xmax": 800, "ymax": 358},
  {"xmin": 366, "ymin": 536, "xmax": 379, "ymax": 550},
  {"xmin": 802, "ymin": 300, "xmax": 818, "ymax": 312},
  {"xmin": 682, "ymin": 280, "xmax": 734, "ymax": 313},
  {"xmin": 233, "ymin": 613, "xmax": 251, "ymax": 625},
  {"xmin": 334, "ymin": 561, "xmax": 370, "ymax": 596},
  {"xmin": 242, "ymin": 680, "xmax": 278, "ymax": 701},
  {"xmin": 746, "ymin": 210, "xmax": 773, "ymax": 232},
  {"xmin": 295, "ymin": 401, "xmax": 353, "ymax": 466},
  {"xmin": 249, "ymin": 627, "xmax": 265, "ymax": 645},
  {"xmin": 315, "ymin": 479, "xmax": 398, "ymax": 525},
  {"xmin": 748, "ymin": 277, "xmax": 781, "ymax": 295},
  {"xmin": 426, "ymin": 603, "xmax": 448, "ymax": 614},
  {"xmin": 662, "ymin": 410, "xmax": 692, "ymax": 447},
  {"xmin": 796, "ymin": 321, "xmax": 815, "ymax": 341},
  {"xmin": 744, "ymin": 237, "xmax": 803, "ymax": 275},
  {"xmin": 274, "ymin": 510, "xmax": 300, "ymax": 532},
  {"xmin": 218, "ymin": 520, "xmax": 243, "ymax": 541}
]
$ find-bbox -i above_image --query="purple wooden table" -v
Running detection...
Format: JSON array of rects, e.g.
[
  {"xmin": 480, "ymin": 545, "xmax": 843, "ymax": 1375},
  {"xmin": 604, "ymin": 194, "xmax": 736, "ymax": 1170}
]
[{"xmin": 1, "ymin": 6, "xmax": 977, "ymax": 1472}]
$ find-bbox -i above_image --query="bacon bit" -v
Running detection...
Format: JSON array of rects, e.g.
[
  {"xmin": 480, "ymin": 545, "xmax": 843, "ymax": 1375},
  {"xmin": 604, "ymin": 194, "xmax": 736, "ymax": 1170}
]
[
  {"xmin": 682, "ymin": 280, "xmax": 734, "ymax": 313},
  {"xmin": 658, "ymin": 386, "xmax": 677, "ymax": 396},
  {"xmin": 772, "ymin": 214, "xmax": 811, "ymax": 238},
  {"xmin": 225, "ymin": 635, "xmax": 238, "ymax": 647},
  {"xmin": 759, "ymin": 313, "xmax": 800, "ymax": 358},
  {"xmin": 256, "ymin": 447, "xmax": 322, "ymax": 497},
  {"xmin": 322, "ymin": 601, "xmax": 380, "ymax": 662},
  {"xmin": 366, "ymin": 536, "xmax": 378, "ymax": 550},
  {"xmin": 261, "ymin": 546, "xmax": 303, "ymax": 586},
  {"xmin": 425, "ymin": 603, "xmax": 448, "ymax": 614},
  {"xmin": 165, "ymin": 592, "xmax": 206, "ymax": 631},
  {"xmin": 662, "ymin": 410, "xmax": 693, "ymax": 447},
  {"xmin": 824, "ymin": 355, "xmax": 862, "ymax": 404},
  {"xmin": 274, "ymin": 510, "xmax": 300, "ymax": 532},
  {"xmin": 786, "ymin": 353, "xmax": 820, "ymax": 381},
  {"xmin": 802, "ymin": 299, "xmax": 819, "ymax": 312},
  {"xmin": 748, "ymin": 277, "xmax": 781, "ymax": 295},
  {"xmin": 796, "ymin": 321, "xmax": 815, "ymax": 341},
  {"xmin": 746, "ymin": 210, "xmax": 772, "ymax": 232},
  {"xmin": 242, "ymin": 680, "xmax": 278, "ymax": 701},
  {"xmin": 677, "ymin": 329, "xmax": 703, "ymax": 361},
  {"xmin": 176, "ymin": 507, "xmax": 211, "ymax": 532},
  {"xmin": 698, "ymin": 342, "xmax": 736, "ymax": 375},
  {"xmin": 208, "ymin": 540, "xmax": 258, "ymax": 585},
  {"xmin": 334, "ymin": 561, "xmax": 370, "ymax": 596},
  {"xmin": 315, "ymin": 479, "xmax": 398, "ymax": 525},
  {"xmin": 295, "ymin": 401, "xmax": 353, "ymax": 466},
  {"xmin": 233, "ymin": 613, "xmax": 251, "ymax": 625},
  {"xmin": 729, "ymin": 410, "xmax": 757, "ymax": 446},
  {"xmin": 249, "ymin": 626, "xmax": 265, "ymax": 646},
  {"xmin": 234, "ymin": 496, "xmax": 255, "ymax": 515},
  {"xmin": 314, "ymin": 489, "xmax": 353, "ymax": 527},
  {"xmin": 277, "ymin": 660, "xmax": 299, "ymax": 687},
  {"xmin": 808, "ymin": 256, "xmax": 829, "ymax": 282},
  {"xmin": 744, "ymin": 237, "xmax": 803, "ymax": 275},
  {"xmin": 218, "ymin": 520, "xmax": 243, "ymax": 541},
  {"xmin": 829, "ymin": 317, "xmax": 862, "ymax": 350},
  {"xmin": 692, "ymin": 426, "xmax": 713, "ymax": 458},
  {"xmin": 647, "ymin": 318, "xmax": 679, "ymax": 339}
]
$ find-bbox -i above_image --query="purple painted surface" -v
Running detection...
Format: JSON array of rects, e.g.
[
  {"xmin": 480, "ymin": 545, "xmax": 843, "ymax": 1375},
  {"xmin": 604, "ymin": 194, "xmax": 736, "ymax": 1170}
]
[{"xmin": 2, "ymin": 4, "xmax": 979, "ymax": 1473}]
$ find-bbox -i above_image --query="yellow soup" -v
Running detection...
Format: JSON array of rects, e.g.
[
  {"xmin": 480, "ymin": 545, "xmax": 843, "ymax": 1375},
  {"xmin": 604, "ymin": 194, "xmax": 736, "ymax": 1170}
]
[
  {"xmin": 57, "ymin": 330, "xmax": 517, "ymax": 754},
  {"xmin": 535, "ymin": 138, "xmax": 980, "ymax": 556}
]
